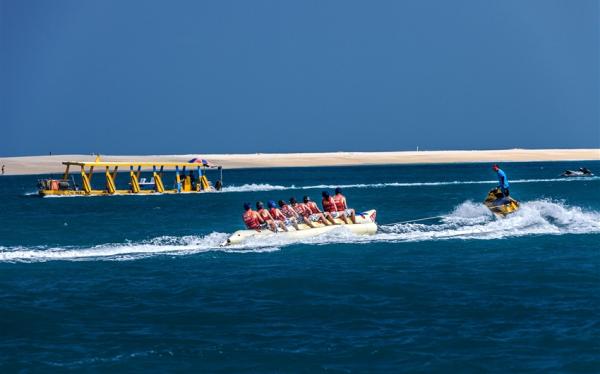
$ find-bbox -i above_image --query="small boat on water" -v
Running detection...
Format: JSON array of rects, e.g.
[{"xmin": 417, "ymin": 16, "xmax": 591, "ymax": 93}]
[
  {"xmin": 222, "ymin": 210, "xmax": 378, "ymax": 246},
  {"xmin": 37, "ymin": 156, "xmax": 223, "ymax": 197},
  {"xmin": 484, "ymin": 188, "xmax": 520, "ymax": 217},
  {"xmin": 560, "ymin": 168, "xmax": 593, "ymax": 177}
]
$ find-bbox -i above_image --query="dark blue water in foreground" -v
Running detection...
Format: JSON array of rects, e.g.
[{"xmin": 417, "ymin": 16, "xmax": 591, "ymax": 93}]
[{"xmin": 1, "ymin": 162, "xmax": 599, "ymax": 372}]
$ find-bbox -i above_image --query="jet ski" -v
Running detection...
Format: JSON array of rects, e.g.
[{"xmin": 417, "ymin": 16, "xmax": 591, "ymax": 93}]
[
  {"xmin": 560, "ymin": 168, "xmax": 593, "ymax": 177},
  {"xmin": 222, "ymin": 210, "xmax": 378, "ymax": 246},
  {"xmin": 484, "ymin": 188, "xmax": 520, "ymax": 217}
]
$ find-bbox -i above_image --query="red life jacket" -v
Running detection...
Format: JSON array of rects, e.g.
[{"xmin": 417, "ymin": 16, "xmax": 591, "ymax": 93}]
[
  {"xmin": 293, "ymin": 203, "xmax": 310, "ymax": 218},
  {"xmin": 322, "ymin": 197, "xmax": 337, "ymax": 212},
  {"xmin": 243, "ymin": 210, "xmax": 261, "ymax": 229},
  {"xmin": 306, "ymin": 201, "xmax": 320, "ymax": 214},
  {"xmin": 257, "ymin": 208, "xmax": 271, "ymax": 221},
  {"xmin": 333, "ymin": 194, "xmax": 346, "ymax": 211},
  {"xmin": 270, "ymin": 208, "xmax": 286, "ymax": 221},
  {"xmin": 281, "ymin": 204, "xmax": 296, "ymax": 218}
]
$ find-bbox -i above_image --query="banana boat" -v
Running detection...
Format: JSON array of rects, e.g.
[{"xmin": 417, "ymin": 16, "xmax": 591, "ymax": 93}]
[{"xmin": 222, "ymin": 210, "xmax": 378, "ymax": 246}]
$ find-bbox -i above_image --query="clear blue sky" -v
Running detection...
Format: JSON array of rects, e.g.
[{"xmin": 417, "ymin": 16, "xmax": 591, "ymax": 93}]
[{"xmin": 1, "ymin": 0, "xmax": 598, "ymax": 156}]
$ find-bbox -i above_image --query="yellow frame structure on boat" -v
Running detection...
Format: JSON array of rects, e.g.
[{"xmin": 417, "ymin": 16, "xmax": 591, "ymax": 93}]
[{"xmin": 39, "ymin": 161, "xmax": 218, "ymax": 196}]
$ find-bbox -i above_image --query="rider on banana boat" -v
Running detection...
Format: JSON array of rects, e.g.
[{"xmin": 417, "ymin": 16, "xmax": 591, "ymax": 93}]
[
  {"xmin": 288, "ymin": 197, "xmax": 315, "ymax": 228},
  {"xmin": 279, "ymin": 199, "xmax": 298, "ymax": 219},
  {"xmin": 268, "ymin": 200, "xmax": 299, "ymax": 230},
  {"xmin": 321, "ymin": 191, "xmax": 350, "ymax": 224},
  {"xmin": 333, "ymin": 187, "xmax": 356, "ymax": 224},
  {"xmin": 283, "ymin": 198, "xmax": 314, "ymax": 228},
  {"xmin": 303, "ymin": 195, "xmax": 336, "ymax": 225},
  {"xmin": 290, "ymin": 197, "xmax": 331, "ymax": 227},
  {"xmin": 242, "ymin": 203, "xmax": 276, "ymax": 232},
  {"xmin": 256, "ymin": 201, "xmax": 287, "ymax": 232}
]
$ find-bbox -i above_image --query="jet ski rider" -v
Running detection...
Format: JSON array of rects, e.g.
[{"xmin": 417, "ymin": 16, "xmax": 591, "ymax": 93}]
[{"xmin": 492, "ymin": 164, "xmax": 510, "ymax": 197}]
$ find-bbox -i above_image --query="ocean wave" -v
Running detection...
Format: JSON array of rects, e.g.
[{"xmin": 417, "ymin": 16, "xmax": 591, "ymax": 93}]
[
  {"xmin": 1, "ymin": 200, "xmax": 598, "ymax": 263},
  {"xmin": 219, "ymin": 176, "xmax": 599, "ymax": 193}
]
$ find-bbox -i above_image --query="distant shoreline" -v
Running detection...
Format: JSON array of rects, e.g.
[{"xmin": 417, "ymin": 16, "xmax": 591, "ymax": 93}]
[{"xmin": 1, "ymin": 149, "xmax": 599, "ymax": 176}]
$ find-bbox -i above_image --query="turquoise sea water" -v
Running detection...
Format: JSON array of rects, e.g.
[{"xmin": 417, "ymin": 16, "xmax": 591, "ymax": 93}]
[{"xmin": 1, "ymin": 161, "xmax": 599, "ymax": 371}]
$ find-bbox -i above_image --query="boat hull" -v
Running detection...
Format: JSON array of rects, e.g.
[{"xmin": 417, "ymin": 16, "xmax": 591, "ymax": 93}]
[
  {"xmin": 484, "ymin": 189, "xmax": 520, "ymax": 217},
  {"xmin": 560, "ymin": 172, "xmax": 594, "ymax": 177},
  {"xmin": 38, "ymin": 189, "xmax": 215, "ymax": 197},
  {"xmin": 223, "ymin": 210, "xmax": 378, "ymax": 246}
]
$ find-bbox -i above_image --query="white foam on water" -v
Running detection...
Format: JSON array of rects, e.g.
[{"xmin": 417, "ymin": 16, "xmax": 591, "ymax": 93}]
[
  {"xmin": 0, "ymin": 233, "xmax": 280, "ymax": 263},
  {"xmin": 2, "ymin": 200, "xmax": 598, "ymax": 263},
  {"xmin": 220, "ymin": 183, "xmax": 290, "ymax": 192},
  {"xmin": 376, "ymin": 200, "xmax": 600, "ymax": 242},
  {"xmin": 218, "ymin": 176, "xmax": 599, "ymax": 193}
]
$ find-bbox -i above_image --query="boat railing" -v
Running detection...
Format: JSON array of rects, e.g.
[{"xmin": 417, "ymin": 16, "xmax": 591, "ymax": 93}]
[{"xmin": 38, "ymin": 159, "xmax": 223, "ymax": 196}]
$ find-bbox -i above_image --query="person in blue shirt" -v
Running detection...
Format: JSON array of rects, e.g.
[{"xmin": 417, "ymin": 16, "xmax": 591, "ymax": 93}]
[{"xmin": 492, "ymin": 164, "xmax": 510, "ymax": 197}]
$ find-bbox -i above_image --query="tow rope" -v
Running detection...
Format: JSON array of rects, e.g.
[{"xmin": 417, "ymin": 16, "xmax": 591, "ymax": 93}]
[{"xmin": 391, "ymin": 215, "xmax": 448, "ymax": 225}]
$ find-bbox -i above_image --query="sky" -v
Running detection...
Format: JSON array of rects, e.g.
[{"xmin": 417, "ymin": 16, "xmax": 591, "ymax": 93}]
[{"xmin": 1, "ymin": 0, "xmax": 598, "ymax": 156}]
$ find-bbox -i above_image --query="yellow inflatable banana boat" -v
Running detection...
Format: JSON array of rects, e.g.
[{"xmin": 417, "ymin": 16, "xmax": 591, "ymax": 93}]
[{"xmin": 222, "ymin": 210, "xmax": 378, "ymax": 246}]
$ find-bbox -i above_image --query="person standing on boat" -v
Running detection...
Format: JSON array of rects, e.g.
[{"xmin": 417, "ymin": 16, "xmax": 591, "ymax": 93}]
[
  {"xmin": 492, "ymin": 164, "xmax": 510, "ymax": 197},
  {"xmin": 333, "ymin": 188, "xmax": 356, "ymax": 224},
  {"xmin": 189, "ymin": 171, "xmax": 196, "ymax": 189}
]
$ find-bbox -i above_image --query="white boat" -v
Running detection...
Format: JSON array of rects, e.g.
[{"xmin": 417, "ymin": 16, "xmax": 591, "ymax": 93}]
[
  {"xmin": 560, "ymin": 168, "xmax": 593, "ymax": 177},
  {"xmin": 222, "ymin": 210, "xmax": 378, "ymax": 246}
]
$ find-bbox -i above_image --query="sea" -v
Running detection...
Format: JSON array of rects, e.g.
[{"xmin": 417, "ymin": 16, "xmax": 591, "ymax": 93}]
[{"xmin": 0, "ymin": 161, "xmax": 599, "ymax": 372}]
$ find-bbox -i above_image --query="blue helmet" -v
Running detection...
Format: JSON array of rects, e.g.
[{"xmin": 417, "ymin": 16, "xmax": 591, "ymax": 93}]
[
  {"xmin": 268, "ymin": 200, "xmax": 276, "ymax": 209},
  {"xmin": 243, "ymin": 202, "xmax": 251, "ymax": 210}
]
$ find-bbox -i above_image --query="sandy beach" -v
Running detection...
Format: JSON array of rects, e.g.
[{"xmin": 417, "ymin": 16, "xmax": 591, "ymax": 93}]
[{"xmin": 1, "ymin": 149, "xmax": 598, "ymax": 176}]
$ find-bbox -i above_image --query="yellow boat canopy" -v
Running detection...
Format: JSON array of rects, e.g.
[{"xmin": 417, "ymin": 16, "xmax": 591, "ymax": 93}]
[{"xmin": 62, "ymin": 161, "xmax": 220, "ymax": 168}]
